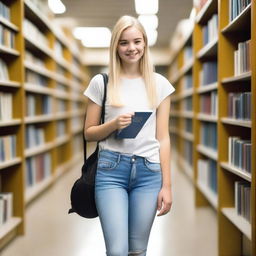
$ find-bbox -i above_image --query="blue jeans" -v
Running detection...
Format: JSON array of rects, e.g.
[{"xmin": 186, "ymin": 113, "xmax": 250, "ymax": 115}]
[{"xmin": 95, "ymin": 150, "xmax": 162, "ymax": 256}]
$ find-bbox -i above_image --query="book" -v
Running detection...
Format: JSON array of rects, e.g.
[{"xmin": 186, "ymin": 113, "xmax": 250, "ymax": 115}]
[{"xmin": 116, "ymin": 112, "xmax": 152, "ymax": 139}]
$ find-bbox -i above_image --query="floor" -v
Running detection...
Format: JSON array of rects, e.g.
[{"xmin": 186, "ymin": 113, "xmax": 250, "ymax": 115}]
[{"xmin": 0, "ymin": 156, "xmax": 217, "ymax": 256}]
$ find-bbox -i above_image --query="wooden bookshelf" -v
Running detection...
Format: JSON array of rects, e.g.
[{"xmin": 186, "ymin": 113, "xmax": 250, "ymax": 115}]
[
  {"xmin": 0, "ymin": 0, "xmax": 87, "ymax": 249},
  {"xmin": 169, "ymin": 0, "xmax": 255, "ymax": 254}
]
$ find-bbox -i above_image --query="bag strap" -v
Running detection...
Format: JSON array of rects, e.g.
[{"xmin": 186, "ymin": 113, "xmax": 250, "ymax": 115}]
[{"xmin": 83, "ymin": 73, "xmax": 108, "ymax": 162}]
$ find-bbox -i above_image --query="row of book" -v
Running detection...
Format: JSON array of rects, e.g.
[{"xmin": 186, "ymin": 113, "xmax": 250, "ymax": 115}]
[
  {"xmin": 199, "ymin": 61, "xmax": 217, "ymax": 86},
  {"xmin": 184, "ymin": 118, "xmax": 193, "ymax": 133},
  {"xmin": 0, "ymin": 24, "xmax": 15, "ymax": 49},
  {"xmin": 0, "ymin": 135, "xmax": 16, "ymax": 162},
  {"xmin": 23, "ymin": 19, "xmax": 49, "ymax": 49},
  {"xmin": 202, "ymin": 14, "xmax": 218, "ymax": 46},
  {"xmin": 234, "ymin": 40, "xmax": 251, "ymax": 76},
  {"xmin": 0, "ymin": 92, "xmax": 12, "ymax": 121},
  {"xmin": 0, "ymin": 58, "xmax": 9, "ymax": 80},
  {"xmin": 0, "ymin": 2, "xmax": 10, "ymax": 21},
  {"xmin": 200, "ymin": 91, "xmax": 218, "ymax": 116},
  {"xmin": 26, "ymin": 125, "xmax": 45, "ymax": 149},
  {"xmin": 26, "ymin": 70, "xmax": 49, "ymax": 87},
  {"xmin": 228, "ymin": 137, "xmax": 251, "ymax": 173},
  {"xmin": 229, "ymin": 0, "xmax": 251, "ymax": 22},
  {"xmin": 57, "ymin": 100, "xmax": 68, "ymax": 112},
  {"xmin": 56, "ymin": 121, "xmax": 67, "ymax": 137},
  {"xmin": 201, "ymin": 122, "xmax": 217, "ymax": 151},
  {"xmin": 26, "ymin": 94, "xmax": 52, "ymax": 116},
  {"xmin": 181, "ymin": 74, "xmax": 193, "ymax": 90},
  {"xmin": 234, "ymin": 181, "xmax": 251, "ymax": 223},
  {"xmin": 26, "ymin": 153, "xmax": 51, "ymax": 188},
  {"xmin": 198, "ymin": 158, "xmax": 218, "ymax": 194},
  {"xmin": 183, "ymin": 96, "xmax": 193, "ymax": 111},
  {"xmin": 54, "ymin": 40, "xmax": 64, "ymax": 60},
  {"xmin": 25, "ymin": 50, "xmax": 46, "ymax": 68},
  {"xmin": 228, "ymin": 92, "xmax": 251, "ymax": 120},
  {"xmin": 0, "ymin": 192, "xmax": 13, "ymax": 227},
  {"xmin": 183, "ymin": 46, "xmax": 193, "ymax": 62},
  {"xmin": 183, "ymin": 140, "xmax": 193, "ymax": 166}
]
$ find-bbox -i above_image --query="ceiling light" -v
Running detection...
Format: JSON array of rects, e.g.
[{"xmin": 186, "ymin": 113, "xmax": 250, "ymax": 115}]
[
  {"xmin": 73, "ymin": 27, "xmax": 111, "ymax": 48},
  {"xmin": 48, "ymin": 0, "xmax": 66, "ymax": 14},
  {"xmin": 135, "ymin": 0, "xmax": 159, "ymax": 15},
  {"xmin": 138, "ymin": 15, "xmax": 158, "ymax": 30},
  {"xmin": 145, "ymin": 28, "xmax": 158, "ymax": 46}
]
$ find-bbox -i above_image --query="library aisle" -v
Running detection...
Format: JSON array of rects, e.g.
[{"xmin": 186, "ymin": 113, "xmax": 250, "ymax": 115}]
[{"xmin": 0, "ymin": 155, "xmax": 217, "ymax": 256}]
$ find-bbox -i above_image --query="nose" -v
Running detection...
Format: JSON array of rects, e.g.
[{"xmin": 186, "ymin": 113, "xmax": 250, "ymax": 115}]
[{"xmin": 128, "ymin": 42, "xmax": 136, "ymax": 51}]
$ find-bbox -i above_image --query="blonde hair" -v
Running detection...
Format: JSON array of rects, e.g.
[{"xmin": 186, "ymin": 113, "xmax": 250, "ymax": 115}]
[{"xmin": 108, "ymin": 15, "xmax": 157, "ymax": 108}]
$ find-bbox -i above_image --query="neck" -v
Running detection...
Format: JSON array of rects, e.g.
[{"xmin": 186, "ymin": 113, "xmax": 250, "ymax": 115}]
[{"xmin": 121, "ymin": 62, "xmax": 141, "ymax": 78}]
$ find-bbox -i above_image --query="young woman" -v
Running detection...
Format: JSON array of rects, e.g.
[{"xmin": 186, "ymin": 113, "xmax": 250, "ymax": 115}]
[{"xmin": 84, "ymin": 15, "xmax": 175, "ymax": 256}]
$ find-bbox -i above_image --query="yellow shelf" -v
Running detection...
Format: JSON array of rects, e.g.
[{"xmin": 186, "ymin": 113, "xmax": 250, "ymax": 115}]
[
  {"xmin": 222, "ymin": 72, "xmax": 251, "ymax": 84},
  {"xmin": 0, "ymin": 45, "xmax": 19, "ymax": 56},
  {"xmin": 197, "ymin": 82, "xmax": 218, "ymax": 93},
  {"xmin": 197, "ymin": 37, "xmax": 218, "ymax": 60},
  {"xmin": 25, "ymin": 142, "xmax": 55, "ymax": 158},
  {"xmin": 197, "ymin": 144, "xmax": 218, "ymax": 161},
  {"xmin": 0, "ymin": 17, "xmax": 19, "ymax": 32},
  {"xmin": 0, "ymin": 119, "xmax": 22, "ymax": 127},
  {"xmin": 0, "ymin": 158, "xmax": 22, "ymax": 170},
  {"xmin": 196, "ymin": 0, "xmax": 217, "ymax": 24},
  {"xmin": 221, "ymin": 117, "xmax": 251, "ymax": 128},
  {"xmin": 25, "ymin": 114, "xmax": 55, "ymax": 124},
  {"xmin": 197, "ymin": 113, "xmax": 217, "ymax": 122}
]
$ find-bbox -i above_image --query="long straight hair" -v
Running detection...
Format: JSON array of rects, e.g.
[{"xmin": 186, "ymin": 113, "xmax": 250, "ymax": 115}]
[{"xmin": 108, "ymin": 15, "xmax": 157, "ymax": 108}]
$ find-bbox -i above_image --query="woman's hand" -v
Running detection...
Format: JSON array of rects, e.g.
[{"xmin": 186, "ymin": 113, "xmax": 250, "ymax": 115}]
[
  {"xmin": 157, "ymin": 186, "xmax": 173, "ymax": 216},
  {"xmin": 115, "ymin": 112, "xmax": 134, "ymax": 130}
]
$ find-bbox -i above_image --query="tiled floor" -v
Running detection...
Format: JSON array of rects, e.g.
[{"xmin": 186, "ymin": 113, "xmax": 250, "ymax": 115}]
[{"xmin": 1, "ymin": 158, "xmax": 217, "ymax": 256}]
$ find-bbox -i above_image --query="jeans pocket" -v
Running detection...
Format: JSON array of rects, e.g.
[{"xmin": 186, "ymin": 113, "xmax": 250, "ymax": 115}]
[
  {"xmin": 97, "ymin": 153, "xmax": 119, "ymax": 170},
  {"xmin": 144, "ymin": 159, "xmax": 161, "ymax": 172}
]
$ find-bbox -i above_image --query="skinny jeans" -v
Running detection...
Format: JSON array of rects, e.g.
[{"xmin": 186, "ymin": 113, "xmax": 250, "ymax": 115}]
[{"xmin": 95, "ymin": 150, "xmax": 162, "ymax": 256}]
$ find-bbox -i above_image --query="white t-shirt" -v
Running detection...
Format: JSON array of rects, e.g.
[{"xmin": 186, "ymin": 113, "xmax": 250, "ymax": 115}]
[{"xmin": 84, "ymin": 73, "xmax": 175, "ymax": 163}]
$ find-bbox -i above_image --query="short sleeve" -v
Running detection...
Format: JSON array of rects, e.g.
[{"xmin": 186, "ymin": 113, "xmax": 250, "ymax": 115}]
[
  {"xmin": 83, "ymin": 74, "xmax": 104, "ymax": 106},
  {"xmin": 155, "ymin": 73, "xmax": 175, "ymax": 106}
]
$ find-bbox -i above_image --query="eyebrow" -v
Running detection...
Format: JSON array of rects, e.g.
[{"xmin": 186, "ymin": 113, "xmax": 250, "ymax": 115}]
[{"xmin": 119, "ymin": 38, "xmax": 143, "ymax": 42}]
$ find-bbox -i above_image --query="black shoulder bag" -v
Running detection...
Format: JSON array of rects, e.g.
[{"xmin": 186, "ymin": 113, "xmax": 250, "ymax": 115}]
[{"xmin": 68, "ymin": 73, "xmax": 108, "ymax": 218}]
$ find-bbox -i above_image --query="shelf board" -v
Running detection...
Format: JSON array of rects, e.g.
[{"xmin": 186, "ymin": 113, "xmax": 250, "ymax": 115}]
[
  {"xmin": 197, "ymin": 113, "xmax": 217, "ymax": 122},
  {"xmin": 0, "ymin": 157, "xmax": 22, "ymax": 170},
  {"xmin": 53, "ymin": 90, "xmax": 70, "ymax": 100},
  {"xmin": 0, "ymin": 119, "xmax": 22, "ymax": 127},
  {"xmin": 169, "ymin": 126, "xmax": 179, "ymax": 135},
  {"xmin": 53, "ymin": 73, "xmax": 70, "ymax": 86},
  {"xmin": 70, "ymin": 93, "xmax": 85, "ymax": 102},
  {"xmin": 71, "ymin": 126, "xmax": 83, "ymax": 135},
  {"xmin": 55, "ymin": 112, "xmax": 70, "ymax": 120},
  {"xmin": 70, "ymin": 109, "xmax": 84, "ymax": 117},
  {"xmin": 0, "ymin": 45, "xmax": 19, "ymax": 56},
  {"xmin": 0, "ymin": 17, "xmax": 19, "ymax": 32},
  {"xmin": 25, "ymin": 114, "xmax": 55, "ymax": 124},
  {"xmin": 25, "ymin": 142, "xmax": 55, "ymax": 158},
  {"xmin": 197, "ymin": 37, "xmax": 218, "ymax": 60},
  {"xmin": 196, "ymin": 0, "xmax": 217, "ymax": 25},
  {"xmin": 197, "ymin": 180, "xmax": 218, "ymax": 209},
  {"xmin": 0, "ymin": 80, "xmax": 21, "ymax": 88},
  {"xmin": 180, "ymin": 58, "xmax": 194, "ymax": 76},
  {"xmin": 25, "ymin": 83, "xmax": 53, "ymax": 95},
  {"xmin": 220, "ymin": 162, "xmax": 251, "ymax": 182},
  {"xmin": 170, "ymin": 110, "xmax": 180, "ymax": 117},
  {"xmin": 180, "ymin": 111, "xmax": 194, "ymax": 118},
  {"xmin": 222, "ymin": 4, "xmax": 251, "ymax": 34},
  {"xmin": 54, "ymin": 55, "xmax": 70, "ymax": 71},
  {"xmin": 25, "ymin": 35, "xmax": 53, "ymax": 58},
  {"xmin": 221, "ymin": 117, "xmax": 251, "ymax": 128},
  {"xmin": 180, "ymin": 130, "xmax": 194, "ymax": 141},
  {"xmin": 179, "ymin": 88, "xmax": 194, "ymax": 99},
  {"xmin": 222, "ymin": 72, "xmax": 251, "ymax": 84},
  {"xmin": 197, "ymin": 144, "xmax": 218, "ymax": 160},
  {"xmin": 24, "ymin": 61, "xmax": 54, "ymax": 79},
  {"xmin": 221, "ymin": 207, "xmax": 251, "ymax": 240},
  {"xmin": 55, "ymin": 134, "xmax": 70, "ymax": 147},
  {"xmin": 0, "ymin": 217, "xmax": 22, "ymax": 240},
  {"xmin": 197, "ymin": 82, "xmax": 218, "ymax": 93},
  {"xmin": 25, "ymin": 176, "xmax": 53, "ymax": 204}
]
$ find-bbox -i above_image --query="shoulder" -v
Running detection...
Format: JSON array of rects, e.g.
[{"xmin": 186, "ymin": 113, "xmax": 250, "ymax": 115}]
[
  {"xmin": 89, "ymin": 74, "xmax": 105, "ymax": 87},
  {"xmin": 154, "ymin": 72, "xmax": 172, "ymax": 85}
]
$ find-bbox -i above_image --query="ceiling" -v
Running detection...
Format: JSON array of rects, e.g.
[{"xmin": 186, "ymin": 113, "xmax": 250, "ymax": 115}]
[{"xmin": 56, "ymin": 0, "xmax": 193, "ymax": 49}]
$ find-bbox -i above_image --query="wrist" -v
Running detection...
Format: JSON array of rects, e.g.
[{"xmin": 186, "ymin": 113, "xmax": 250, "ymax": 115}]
[{"xmin": 162, "ymin": 183, "xmax": 172, "ymax": 189}]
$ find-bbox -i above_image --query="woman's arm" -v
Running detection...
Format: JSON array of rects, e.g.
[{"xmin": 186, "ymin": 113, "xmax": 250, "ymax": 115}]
[
  {"xmin": 156, "ymin": 95, "xmax": 173, "ymax": 216},
  {"xmin": 84, "ymin": 99, "xmax": 134, "ymax": 142}
]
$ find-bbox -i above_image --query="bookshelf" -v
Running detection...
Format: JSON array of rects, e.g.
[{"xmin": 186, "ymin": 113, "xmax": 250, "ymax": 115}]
[
  {"xmin": 0, "ymin": 0, "xmax": 87, "ymax": 249},
  {"xmin": 169, "ymin": 0, "xmax": 255, "ymax": 254}
]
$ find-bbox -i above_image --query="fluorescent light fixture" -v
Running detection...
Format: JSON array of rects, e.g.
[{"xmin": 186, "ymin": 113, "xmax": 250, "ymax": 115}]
[
  {"xmin": 48, "ymin": 0, "xmax": 66, "ymax": 14},
  {"xmin": 73, "ymin": 27, "xmax": 111, "ymax": 48},
  {"xmin": 135, "ymin": 0, "xmax": 158, "ymax": 15},
  {"xmin": 145, "ymin": 28, "xmax": 158, "ymax": 46},
  {"xmin": 138, "ymin": 15, "xmax": 158, "ymax": 30}
]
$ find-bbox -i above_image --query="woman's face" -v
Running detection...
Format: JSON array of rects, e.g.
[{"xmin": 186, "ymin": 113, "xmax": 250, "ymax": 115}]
[{"xmin": 117, "ymin": 26, "xmax": 145, "ymax": 65}]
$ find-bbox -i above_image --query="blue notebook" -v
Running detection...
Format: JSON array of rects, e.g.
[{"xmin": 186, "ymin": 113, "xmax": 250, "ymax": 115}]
[{"xmin": 116, "ymin": 112, "xmax": 152, "ymax": 139}]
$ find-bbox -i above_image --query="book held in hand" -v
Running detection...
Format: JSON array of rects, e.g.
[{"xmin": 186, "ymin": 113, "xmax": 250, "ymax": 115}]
[{"xmin": 116, "ymin": 112, "xmax": 152, "ymax": 139}]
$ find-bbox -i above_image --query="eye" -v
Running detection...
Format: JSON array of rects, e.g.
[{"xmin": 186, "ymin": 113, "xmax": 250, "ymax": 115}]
[
  {"xmin": 135, "ymin": 40, "xmax": 141, "ymax": 44},
  {"xmin": 119, "ymin": 41, "xmax": 127, "ymax": 46}
]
